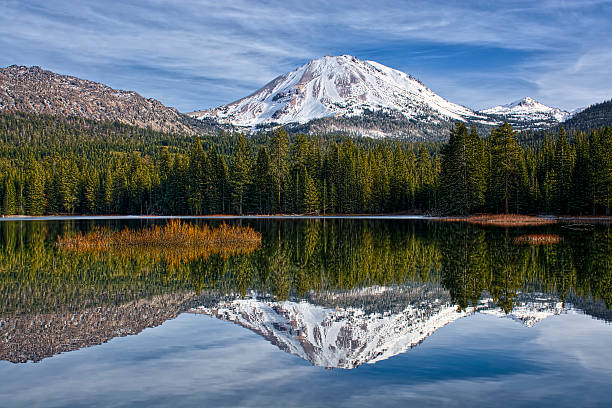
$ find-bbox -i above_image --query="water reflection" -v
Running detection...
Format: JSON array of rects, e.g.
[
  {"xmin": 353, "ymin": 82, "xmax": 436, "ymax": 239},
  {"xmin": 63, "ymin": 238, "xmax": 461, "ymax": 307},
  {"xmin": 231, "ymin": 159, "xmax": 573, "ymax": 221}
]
[{"xmin": 0, "ymin": 219, "xmax": 611, "ymax": 367}]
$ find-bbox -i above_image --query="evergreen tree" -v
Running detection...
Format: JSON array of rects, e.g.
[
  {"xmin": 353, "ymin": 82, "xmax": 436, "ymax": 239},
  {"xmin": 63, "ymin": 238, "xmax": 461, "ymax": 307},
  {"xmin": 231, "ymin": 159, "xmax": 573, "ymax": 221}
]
[
  {"xmin": 440, "ymin": 123, "xmax": 485, "ymax": 214},
  {"xmin": 303, "ymin": 169, "xmax": 320, "ymax": 213},
  {"xmin": 252, "ymin": 146, "xmax": 272, "ymax": 213},
  {"xmin": 24, "ymin": 159, "xmax": 46, "ymax": 215},
  {"xmin": 188, "ymin": 138, "xmax": 207, "ymax": 214},
  {"xmin": 269, "ymin": 128, "xmax": 290, "ymax": 212},
  {"xmin": 2, "ymin": 177, "xmax": 16, "ymax": 215},
  {"xmin": 230, "ymin": 134, "xmax": 251, "ymax": 214},
  {"xmin": 488, "ymin": 122, "xmax": 521, "ymax": 214}
]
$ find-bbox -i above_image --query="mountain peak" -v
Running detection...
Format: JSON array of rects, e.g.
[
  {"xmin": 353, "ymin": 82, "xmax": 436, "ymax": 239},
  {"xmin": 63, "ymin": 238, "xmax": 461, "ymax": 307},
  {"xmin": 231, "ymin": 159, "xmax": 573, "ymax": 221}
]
[
  {"xmin": 190, "ymin": 55, "xmax": 483, "ymax": 130},
  {"xmin": 481, "ymin": 96, "xmax": 571, "ymax": 124}
]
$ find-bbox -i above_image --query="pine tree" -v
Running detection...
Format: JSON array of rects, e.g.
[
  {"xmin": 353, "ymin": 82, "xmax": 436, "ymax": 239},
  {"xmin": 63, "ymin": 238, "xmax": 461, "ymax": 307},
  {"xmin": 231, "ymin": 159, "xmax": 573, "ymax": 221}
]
[
  {"xmin": 229, "ymin": 134, "xmax": 251, "ymax": 214},
  {"xmin": 269, "ymin": 128, "xmax": 289, "ymax": 212},
  {"xmin": 591, "ymin": 128, "xmax": 612, "ymax": 215},
  {"xmin": 252, "ymin": 146, "xmax": 272, "ymax": 213},
  {"xmin": 440, "ymin": 123, "xmax": 485, "ymax": 214},
  {"xmin": 24, "ymin": 159, "xmax": 46, "ymax": 215},
  {"xmin": 488, "ymin": 122, "xmax": 521, "ymax": 214},
  {"xmin": 2, "ymin": 177, "xmax": 16, "ymax": 215},
  {"xmin": 303, "ymin": 169, "xmax": 320, "ymax": 214},
  {"xmin": 552, "ymin": 127, "xmax": 574, "ymax": 214},
  {"xmin": 570, "ymin": 133, "xmax": 592, "ymax": 214},
  {"xmin": 188, "ymin": 138, "xmax": 207, "ymax": 214},
  {"xmin": 83, "ymin": 170, "xmax": 98, "ymax": 214}
]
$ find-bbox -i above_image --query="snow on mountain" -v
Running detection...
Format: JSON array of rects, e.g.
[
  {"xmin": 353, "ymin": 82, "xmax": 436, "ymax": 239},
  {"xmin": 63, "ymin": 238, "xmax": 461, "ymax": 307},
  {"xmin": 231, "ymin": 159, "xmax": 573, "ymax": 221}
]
[
  {"xmin": 193, "ymin": 296, "xmax": 471, "ymax": 369},
  {"xmin": 479, "ymin": 293, "xmax": 566, "ymax": 327},
  {"xmin": 191, "ymin": 288, "xmax": 570, "ymax": 369},
  {"xmin": 480, "ymin": 96, "xmax": 572, "ymax": 124},
  {"xmin": 190, "ymin": 55, "xmax": 488, "ymax": 128}
]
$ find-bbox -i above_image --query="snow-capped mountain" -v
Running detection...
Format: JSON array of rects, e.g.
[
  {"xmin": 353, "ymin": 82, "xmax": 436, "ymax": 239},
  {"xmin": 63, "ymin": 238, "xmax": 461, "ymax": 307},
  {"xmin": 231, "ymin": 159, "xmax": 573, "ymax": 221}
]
[
  {"xmin": 190, "ymin": 55, "xmax": 490, "ymax": 135},
  {"xmin": 480, "ymin": 96, "xmax": 572, "ymax": 129},
  {"xmin": 478, "ymin": 293, "xmax": 565, "ymax": 327},
  {"xmin": 193, "ymin": 294, "xmax": 471, "ymax": 369},
  {"xmin": 191, "ymin": 287, "xmax": 570, "ymax": 369}
]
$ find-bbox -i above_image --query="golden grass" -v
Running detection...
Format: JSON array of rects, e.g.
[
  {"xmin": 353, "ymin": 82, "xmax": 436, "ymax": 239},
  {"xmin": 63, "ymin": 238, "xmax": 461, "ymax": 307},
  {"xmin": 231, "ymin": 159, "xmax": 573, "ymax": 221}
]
[
  {"xmin": 513, "ymin": 234, "xmax": 563, "ymax": 245},
  {"xmin": 442, "ymin": 214, "xmax": 558, "ymax": 227},
  {"xmin": 56, "ymin": 220, "xmax": 262, "ymax": 265}
]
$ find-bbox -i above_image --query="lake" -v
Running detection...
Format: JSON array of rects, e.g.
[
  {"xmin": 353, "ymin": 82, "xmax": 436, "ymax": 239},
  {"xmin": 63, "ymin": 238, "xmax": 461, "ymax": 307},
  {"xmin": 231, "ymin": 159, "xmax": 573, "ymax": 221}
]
[{"xmin": 1, "ymin": 217, "xmax": 611, "ymax": 407}]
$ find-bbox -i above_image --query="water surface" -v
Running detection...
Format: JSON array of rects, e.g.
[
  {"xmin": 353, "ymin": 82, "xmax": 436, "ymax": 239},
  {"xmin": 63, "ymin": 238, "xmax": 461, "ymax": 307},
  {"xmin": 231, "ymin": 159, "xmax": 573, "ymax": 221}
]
[{"xmin": 1, "ymin": 218, "xmax": 611, "ymax": 407}]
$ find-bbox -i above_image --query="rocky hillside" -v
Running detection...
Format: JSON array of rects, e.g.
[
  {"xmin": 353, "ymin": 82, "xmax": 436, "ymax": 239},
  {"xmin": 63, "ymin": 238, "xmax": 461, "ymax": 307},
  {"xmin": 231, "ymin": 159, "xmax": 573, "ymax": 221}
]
[
  {"xmin": 0, "ymin": 292, "xmax": 201, "ymax": 363},
  {"xmin": 0, "ymin": 65, "xmax": 207, "ymax": 135}
]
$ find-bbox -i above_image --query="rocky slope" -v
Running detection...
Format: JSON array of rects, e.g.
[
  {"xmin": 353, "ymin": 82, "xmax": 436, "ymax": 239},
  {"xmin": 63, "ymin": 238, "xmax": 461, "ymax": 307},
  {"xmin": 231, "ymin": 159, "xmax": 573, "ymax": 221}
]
[
  {"xmin": 0, "ymin": 292, "xmax": 201, "ymax": 363},
  {"xmin": 0, "ymin": 65, "xmax": 206, "ymax": 135}
]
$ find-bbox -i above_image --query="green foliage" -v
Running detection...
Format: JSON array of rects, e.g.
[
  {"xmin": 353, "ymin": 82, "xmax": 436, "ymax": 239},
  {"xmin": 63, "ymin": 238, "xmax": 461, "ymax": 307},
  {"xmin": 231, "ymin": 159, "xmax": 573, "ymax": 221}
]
[
  {"xmin": 1, "ymin": 219, "xmax": 611, "ymax": 315},
  {"xmin": 440, "ymin": 123, "xmax": 486, "ymax": 214},
  {"xmin": 0, "ymin": 111, "xmax": 610, "ymax": 216}
]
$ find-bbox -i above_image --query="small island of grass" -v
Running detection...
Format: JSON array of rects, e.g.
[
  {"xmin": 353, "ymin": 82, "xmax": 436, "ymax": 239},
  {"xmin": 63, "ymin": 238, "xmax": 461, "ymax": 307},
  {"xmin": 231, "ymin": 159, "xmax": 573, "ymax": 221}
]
[{"xmin": 56, "ymin": 221, "xmax": 262, "ymax": 263}]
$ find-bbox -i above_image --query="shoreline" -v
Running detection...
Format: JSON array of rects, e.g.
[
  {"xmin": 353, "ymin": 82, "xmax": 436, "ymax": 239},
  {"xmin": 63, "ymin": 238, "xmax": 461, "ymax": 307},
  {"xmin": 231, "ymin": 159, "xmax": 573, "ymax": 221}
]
[
  {"xmin": 0, "ymin": 214, "xmax": 441, "ymax": 222},
  {"xmin": 1, "ymin": 214, "xmax": 611, "ymax": 223}
]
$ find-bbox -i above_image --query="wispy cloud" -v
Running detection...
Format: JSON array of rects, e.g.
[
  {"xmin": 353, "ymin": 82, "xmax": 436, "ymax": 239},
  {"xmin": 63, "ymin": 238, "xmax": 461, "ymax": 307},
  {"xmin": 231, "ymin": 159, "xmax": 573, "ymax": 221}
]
[{"xmin": 1, "ymin": 0, "xmax": 611, "ymax": 111}]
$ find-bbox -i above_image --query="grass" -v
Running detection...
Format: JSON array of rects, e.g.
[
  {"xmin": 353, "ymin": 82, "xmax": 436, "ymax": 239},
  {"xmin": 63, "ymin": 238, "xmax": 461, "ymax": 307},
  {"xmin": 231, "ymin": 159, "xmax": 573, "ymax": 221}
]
[
  {"xmin": 56, "ymin": 220, "xmax": 262, "ymax": 264},
  {"xmin": 442, "ymin": 214, "xmax": 558, "ymax": 227},
  {"xmin": 513, "ymin": 234, "xmax": 563, "ymax": 245}
]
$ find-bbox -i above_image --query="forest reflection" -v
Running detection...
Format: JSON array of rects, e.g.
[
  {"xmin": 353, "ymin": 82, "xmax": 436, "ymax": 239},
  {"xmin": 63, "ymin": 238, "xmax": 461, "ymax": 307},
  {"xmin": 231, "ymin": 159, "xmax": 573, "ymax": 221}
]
[{"xmin": 0, "ymin": 219, "xmax": 611, "ymax": 317}]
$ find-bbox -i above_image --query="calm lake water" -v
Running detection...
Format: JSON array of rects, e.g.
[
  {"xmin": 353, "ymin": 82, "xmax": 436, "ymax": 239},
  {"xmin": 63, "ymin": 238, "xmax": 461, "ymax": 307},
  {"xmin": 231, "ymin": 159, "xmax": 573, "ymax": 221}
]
[{"xmin": 1, "ymin": 218, "xmax": 611, "ymax": 407}]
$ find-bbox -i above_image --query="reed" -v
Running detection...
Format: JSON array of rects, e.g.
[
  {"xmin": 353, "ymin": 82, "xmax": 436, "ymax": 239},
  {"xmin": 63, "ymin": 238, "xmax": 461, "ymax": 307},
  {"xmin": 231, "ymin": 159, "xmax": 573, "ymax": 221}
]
[
  {"xmin": 56, "ymin": 221, "xmax": 262, "ymax": 264},
  {"xmin": 442, "ymin": 214, "xmax": 557, "ymax": 227},
  {"xmin": 513, "ymin": 234, "xmax": 563, "ymax": 245}
]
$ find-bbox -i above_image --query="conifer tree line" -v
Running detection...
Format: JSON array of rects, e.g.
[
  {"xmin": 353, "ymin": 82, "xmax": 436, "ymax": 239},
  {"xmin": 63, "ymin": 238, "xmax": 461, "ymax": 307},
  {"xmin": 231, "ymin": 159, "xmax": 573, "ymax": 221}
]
[
  {"xmin": 0, "ymin": 111, "xmax": 611, "ymax": 216},
  {"xmin": 439, "ymin": 122, "xmax": 612, "ymax": 215}
]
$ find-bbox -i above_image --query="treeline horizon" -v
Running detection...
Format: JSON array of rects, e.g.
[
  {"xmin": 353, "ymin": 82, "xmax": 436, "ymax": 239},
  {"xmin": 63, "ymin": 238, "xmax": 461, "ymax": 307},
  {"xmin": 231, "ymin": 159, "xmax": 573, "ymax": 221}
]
[{"xmin": 0, "ymin": 111, "xmax": 611, "ymax": 216}]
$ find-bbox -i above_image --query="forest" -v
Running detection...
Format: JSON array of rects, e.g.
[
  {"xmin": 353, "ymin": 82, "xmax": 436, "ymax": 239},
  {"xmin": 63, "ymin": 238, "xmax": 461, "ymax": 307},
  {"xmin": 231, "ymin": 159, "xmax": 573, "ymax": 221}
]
[{"xmin": 0, "ymin": 110, "xmax": 611, "ymax": 216}]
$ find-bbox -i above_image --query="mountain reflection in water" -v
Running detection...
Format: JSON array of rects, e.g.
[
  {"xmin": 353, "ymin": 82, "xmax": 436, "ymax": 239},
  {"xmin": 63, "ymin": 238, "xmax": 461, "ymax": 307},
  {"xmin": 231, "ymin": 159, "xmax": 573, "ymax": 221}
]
[{"xmin": 1, "ymin": 218, "xmax": 611, "ymax": 367}]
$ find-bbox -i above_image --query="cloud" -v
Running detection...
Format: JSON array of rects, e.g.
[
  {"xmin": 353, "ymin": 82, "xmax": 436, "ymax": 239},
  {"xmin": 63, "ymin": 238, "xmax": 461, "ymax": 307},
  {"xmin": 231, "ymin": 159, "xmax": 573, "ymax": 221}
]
[{"xmin": 1, "ymin": 0, "xmax": 611, "ymax": 111}]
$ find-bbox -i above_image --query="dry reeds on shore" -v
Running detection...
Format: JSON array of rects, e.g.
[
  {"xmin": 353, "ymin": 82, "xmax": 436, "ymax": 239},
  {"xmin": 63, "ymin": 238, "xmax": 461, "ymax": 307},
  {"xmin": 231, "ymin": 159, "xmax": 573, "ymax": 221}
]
[
  {"xmin": 443, "ymin": 214, "xmax": 558, "ymax": 227},
  {"xmin": 56, "ymin": 220, "xmax": 262, "ymax": 263},
  {"xmin": 513, "ymin": 234, "xmax": 563, "ymax": 245}
]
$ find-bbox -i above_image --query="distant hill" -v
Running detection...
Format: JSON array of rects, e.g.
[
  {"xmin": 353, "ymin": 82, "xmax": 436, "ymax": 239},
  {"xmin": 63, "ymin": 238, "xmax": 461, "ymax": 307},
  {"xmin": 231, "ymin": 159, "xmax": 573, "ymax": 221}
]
[
  {"xmin": 562, "ymin": 99, "xmax": 612, "ymax": 131},
  {"xmin": 0, "ymin": 65, "xmax": 218, "ymax": 136}
]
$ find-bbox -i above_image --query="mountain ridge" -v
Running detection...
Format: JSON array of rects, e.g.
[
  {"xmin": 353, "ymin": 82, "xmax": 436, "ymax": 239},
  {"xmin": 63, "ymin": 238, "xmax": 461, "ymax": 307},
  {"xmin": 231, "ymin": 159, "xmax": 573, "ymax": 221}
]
[
  {"xmin": 0, "ymin": 65, "xmax": 211, "ymax": 136},
  {"xmin": 190, "ymin": 55, "xmax": 582, "ymax": 138},
  {"xmin": 2, "ymin": 60, "xmax": 607, "ymax": 141},
  {"xmin": 192, "ymin": 288, "xmax": 573, "ymax": 369},
  {"xmin": 479, "ymin": 96, "xmax": 572, "ymax": 129}
]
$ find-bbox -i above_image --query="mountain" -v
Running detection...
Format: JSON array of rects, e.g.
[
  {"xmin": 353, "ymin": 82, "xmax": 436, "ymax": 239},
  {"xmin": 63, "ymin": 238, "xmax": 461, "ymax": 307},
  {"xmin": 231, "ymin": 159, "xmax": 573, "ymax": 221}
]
[
  {"xmin": 480, "ymin": 97, "xmax": 572, "ymax": 129},
  {"xmin": 0, "ymin": 65, "xmax": 213, "ymax": 135},
  {"xmin": 192, "ymin": 287, "xmax": 575, "ymax": 369},
  {"xmin": 190, "ymin": 55, "xmax": 493, "ymax": 140}
]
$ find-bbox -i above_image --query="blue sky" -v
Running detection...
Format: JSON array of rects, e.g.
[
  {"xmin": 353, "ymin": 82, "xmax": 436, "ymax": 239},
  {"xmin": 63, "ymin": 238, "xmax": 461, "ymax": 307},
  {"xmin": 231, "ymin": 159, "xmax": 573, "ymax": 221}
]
[{"xmin": 1, "ymin": 0, "xmax": 611, "ymax": 112}]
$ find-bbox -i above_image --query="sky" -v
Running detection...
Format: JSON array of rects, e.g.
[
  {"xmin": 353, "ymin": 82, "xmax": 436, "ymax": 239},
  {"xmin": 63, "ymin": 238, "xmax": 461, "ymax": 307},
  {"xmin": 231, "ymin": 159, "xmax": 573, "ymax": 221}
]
[
  {"xmin": 2, "ymin": 313, "xmax": 612, "ymax": 406},
  {"xmin": 1, "ymin": 0, "xmax": 611, "ymax": 112}
]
